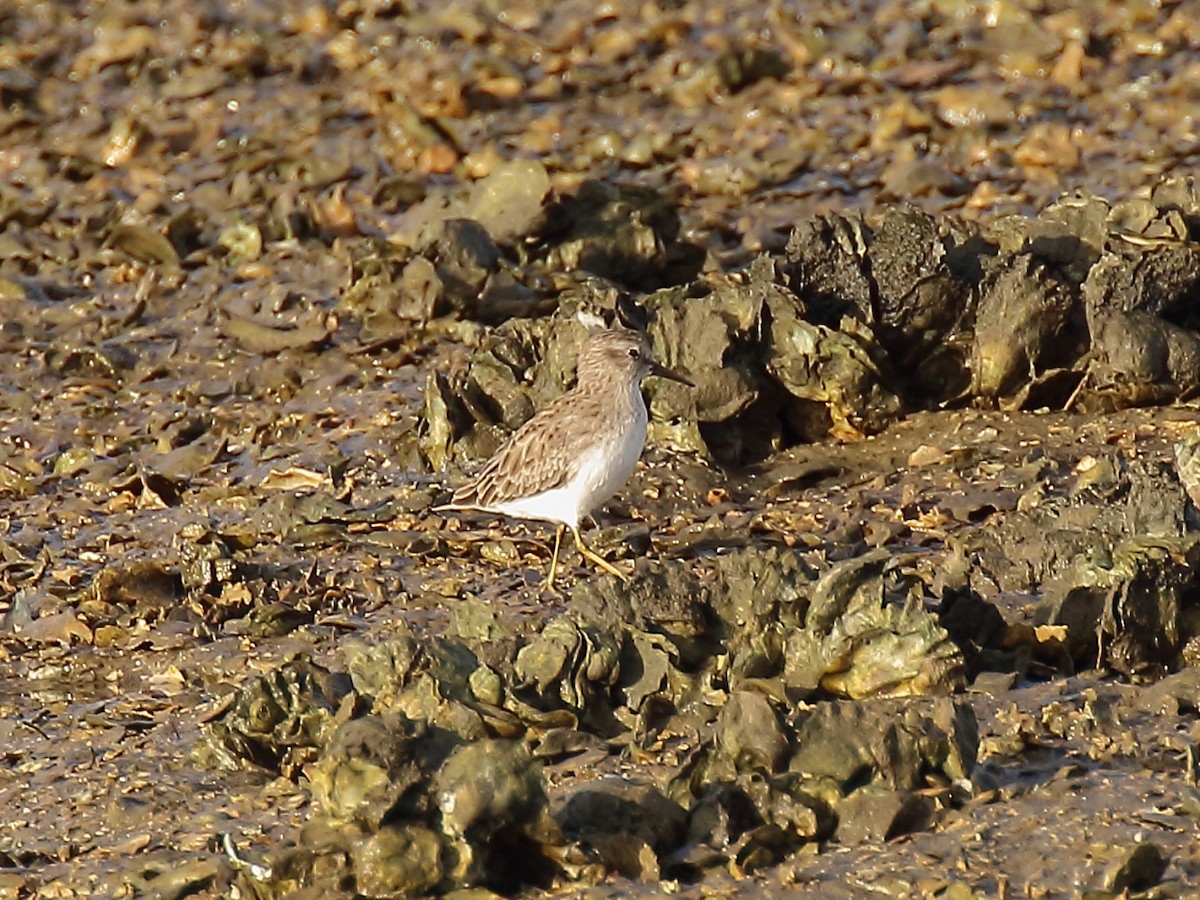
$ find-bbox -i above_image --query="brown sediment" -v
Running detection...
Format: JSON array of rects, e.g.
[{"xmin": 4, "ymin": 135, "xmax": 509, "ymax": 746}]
[{"xmin": 4, "ymin": 0, "xmax": 1200, "ymax": 895}]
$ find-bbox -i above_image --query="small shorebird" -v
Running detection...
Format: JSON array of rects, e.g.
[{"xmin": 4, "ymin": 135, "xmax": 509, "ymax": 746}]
[{"xmin": 437, "ymin": 328, "xmax": 693, "ymax": 587}]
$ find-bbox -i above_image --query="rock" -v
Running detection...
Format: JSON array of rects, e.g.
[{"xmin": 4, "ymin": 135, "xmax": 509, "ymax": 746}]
[
  {"xmin": 557, "ymin": 776, "xmax": 687, "ymax": 879},
  {"xmin": 536, "ymin": 180, "xmax": 694, "ymax": 288},
  {"xmin": 715, "ymin": 690, "xmax": 790, "ymax": 773},
  {"xmin": 1087, "ymin": 307, "xmax": 1200, "ymax": 409},
  {"xmin": 431, "ymin": 219, "xmax": 501, "ymax": 314},
  {"xmin": 461, "ymin": 159, "xmax": 551, "ymax": 245},
  {"xmin": 309, "ymin": 714, "xmax": 445, "ymax": 829},
  {"xmin": 780, "ymin": 212, "xmax": 875, "ymax": 327},
  {"xmin": 667, "ymin": 694, "xmax": 975, "ymax": 869},
  {"xmin": 785, "ymin": 550, "xmax": 967, "ymax": 698},
  {"xmin": 435, "ymin": 739, "xmax": 549, "ymax": 884},
  {"xmin": 195, "ymin": 655, "xmax": 352, "ymax": 774},
  {"xmin": 1038, "ymin": 535, "xmax": 1200, "ymax": 673},
  {"xmin": 1102, "ymin": 841, "xmax": 1168, "ymax": 893},
  {"xmin": 789, "ymin": 697, "xmax": 978, "ymax": 790},
  {"xmin": 835, "ymin": 785, "xmax": 934, "ymax": 844},
  {"xmin": 353, "ymin": 824, "xmax": 444, "ymax": 898},
  {"xmin": 868, "ymin": 205, "xmax": 970, "ymax": 399},
  {"xmin": 971, "ymin": 254, "xmax": 1077, "ymax": 399},
  {"xmin": 513, "ymin": 618, "xmax": 621, "ymax": 724},
  {"xmin": 763, "ymin": 271, "xmax": 901, "ymax": 442}
]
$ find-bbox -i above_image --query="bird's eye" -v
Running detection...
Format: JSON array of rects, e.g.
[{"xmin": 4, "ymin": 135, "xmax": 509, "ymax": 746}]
[{"xmin": 627, "ymin": 348, "xmax": 640, "ymax": 359}]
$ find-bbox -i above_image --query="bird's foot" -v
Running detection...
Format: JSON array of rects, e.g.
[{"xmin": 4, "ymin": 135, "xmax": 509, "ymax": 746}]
[{"xmin": 576, "ymin": 543, "xmax": 630, "ymax": 582}]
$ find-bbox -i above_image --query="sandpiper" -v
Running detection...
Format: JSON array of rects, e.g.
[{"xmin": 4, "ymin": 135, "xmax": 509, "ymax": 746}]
[{"xmin": 437, "ymin": 328, "xmax": 693, "ymax": 587}]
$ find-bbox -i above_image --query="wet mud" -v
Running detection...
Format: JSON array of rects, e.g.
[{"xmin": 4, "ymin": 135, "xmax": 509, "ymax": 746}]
[{"xmin": 4, "ymin": 0, "xmax": 1200, "ymax": 897}]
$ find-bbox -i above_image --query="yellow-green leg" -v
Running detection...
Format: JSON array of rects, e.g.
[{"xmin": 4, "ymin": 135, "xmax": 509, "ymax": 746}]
[
  {"xmin": 543, "ymin": 524, "xmax": 566, "ymax": 589},
  {"xmin": 570, "ymin": 525, "xmax": 628, "ymax": 581}
]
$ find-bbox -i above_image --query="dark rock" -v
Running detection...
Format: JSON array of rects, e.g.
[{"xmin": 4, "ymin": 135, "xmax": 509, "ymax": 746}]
[
  {"xmin": 195, "ymin": 655, "xmax": 353, "ymax": 773},
  {"xmin": 781, "ymin": 212, "xmax": 875, "ymax": 327},
  {"xmin": 835, "ymin": 786, "xmax": 934, "ymax": 844},
  {"xmin": 557, "ymin": 775, "xmax": 688, "ymax": 867},
  {"xmin": 971, "ymin": 254, "xmax": 1080, "ymax": 399},
  {"xmin": 789, "ymin": 697, "xmax": 977, "ymax": 791},
  {"xmin": 536, "ymin": 180, "xmax": 695, "ymax": 289},
  {"xmin": 1102, "ymin": 841, "xmax": 1168, "ymax": 893},
  {"xmin": 432, "ymin": 219, "xmax": 501, "ymax": 314}
]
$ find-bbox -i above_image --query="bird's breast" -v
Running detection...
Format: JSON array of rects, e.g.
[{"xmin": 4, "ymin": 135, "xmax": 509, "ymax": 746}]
[{"xmin": 571, "ymin": 394, "xmax": 648, "ymax": 519}]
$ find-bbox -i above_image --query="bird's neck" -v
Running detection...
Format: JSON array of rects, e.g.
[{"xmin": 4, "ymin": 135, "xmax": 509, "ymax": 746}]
[
  {"xmin": 618, "ymin": 375, "xmax": 647, "ymax": 419},
  {"xmin": 578, "ymin": 373, "xmax": 644, "ymax": 417}
]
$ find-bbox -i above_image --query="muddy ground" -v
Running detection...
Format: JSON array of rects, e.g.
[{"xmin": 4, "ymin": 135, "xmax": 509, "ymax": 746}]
[
  {"xmin": 7, "ymin": 406, "xmax": 1200, "ymax": 899},
  {"xmin": 3, "ymin": 0, "xmax": 1200, "ymax": 897}
]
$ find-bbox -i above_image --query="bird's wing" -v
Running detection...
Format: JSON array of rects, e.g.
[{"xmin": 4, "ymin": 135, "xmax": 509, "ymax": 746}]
[{"xmin": 447, "ymin": 392, "xmax": 604, "ymax": 510}]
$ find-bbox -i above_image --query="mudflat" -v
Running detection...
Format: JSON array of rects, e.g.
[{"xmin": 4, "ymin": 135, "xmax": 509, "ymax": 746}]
[{"xmin": 3, "ymin": 1, "xmax": 1200, "ymax": 897}]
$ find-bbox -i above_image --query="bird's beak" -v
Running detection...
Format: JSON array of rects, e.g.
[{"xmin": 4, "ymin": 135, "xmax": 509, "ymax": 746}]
[{"xmin": 650, "ymin": 360, "xmax": 694, "ymax": 387}]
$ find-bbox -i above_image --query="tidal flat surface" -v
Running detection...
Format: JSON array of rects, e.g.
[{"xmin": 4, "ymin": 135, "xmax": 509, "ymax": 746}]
[{"xmin": 2, "ymin": 0, "xmax": 1200, "ymax": 896}]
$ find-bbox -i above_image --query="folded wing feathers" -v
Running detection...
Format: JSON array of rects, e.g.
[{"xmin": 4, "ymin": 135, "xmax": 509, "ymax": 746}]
[{"xmin": 447, "ymin": 393, "xmax": 603, "ymax": 511}]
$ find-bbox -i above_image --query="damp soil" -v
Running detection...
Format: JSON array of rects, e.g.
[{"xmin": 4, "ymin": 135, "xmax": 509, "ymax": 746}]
[
  {"xmin": 4, "ymin": 0, "xmax": 1200, "ymax": 897},
  {"xmin": 6, "ymin": 406, "xmax": 1200, "ymax": 897}
]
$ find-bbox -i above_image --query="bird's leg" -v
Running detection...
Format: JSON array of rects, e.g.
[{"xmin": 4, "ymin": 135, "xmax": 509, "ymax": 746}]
[
  {"xmin": 543, "ymin": 524, "xmax": 565, "ymax": 589},
  {"xmin": 570, "ymin": 525, "xmax": 628, "ymax": 581}
]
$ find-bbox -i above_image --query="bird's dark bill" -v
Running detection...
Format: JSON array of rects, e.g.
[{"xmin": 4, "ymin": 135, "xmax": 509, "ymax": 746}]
[{"xmin": 650, "ymin": 360, "xmax": 694, "ymax": 386}]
